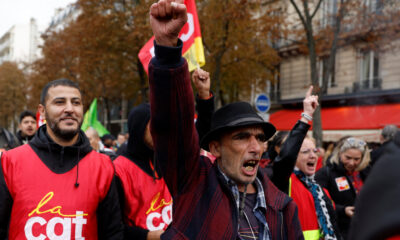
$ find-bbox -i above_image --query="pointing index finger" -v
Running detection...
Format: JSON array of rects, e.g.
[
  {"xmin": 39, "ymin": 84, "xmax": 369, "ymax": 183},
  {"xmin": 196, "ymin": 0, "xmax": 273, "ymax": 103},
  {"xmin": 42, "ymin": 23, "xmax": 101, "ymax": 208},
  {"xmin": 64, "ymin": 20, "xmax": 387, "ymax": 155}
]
[{"xmin": 306, "ymin": 85, "xmax": 313, "ymax": 98}]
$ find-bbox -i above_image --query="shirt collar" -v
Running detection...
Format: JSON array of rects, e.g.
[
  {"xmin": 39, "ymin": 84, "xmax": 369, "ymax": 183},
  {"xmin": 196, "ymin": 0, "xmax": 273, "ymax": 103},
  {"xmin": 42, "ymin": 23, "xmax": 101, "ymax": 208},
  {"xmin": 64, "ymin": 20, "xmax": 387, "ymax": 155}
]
[{"xmin": 217, "ymin": 165, "xmax": 267, "ymax": 212}]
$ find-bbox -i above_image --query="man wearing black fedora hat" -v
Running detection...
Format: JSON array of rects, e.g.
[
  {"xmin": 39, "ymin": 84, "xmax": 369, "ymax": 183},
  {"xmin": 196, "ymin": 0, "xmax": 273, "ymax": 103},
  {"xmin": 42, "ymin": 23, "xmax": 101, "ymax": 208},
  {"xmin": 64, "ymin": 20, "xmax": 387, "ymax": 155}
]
[{"xmin": 147, "ymin": 0, "xmax": 303, "ymax": 239}]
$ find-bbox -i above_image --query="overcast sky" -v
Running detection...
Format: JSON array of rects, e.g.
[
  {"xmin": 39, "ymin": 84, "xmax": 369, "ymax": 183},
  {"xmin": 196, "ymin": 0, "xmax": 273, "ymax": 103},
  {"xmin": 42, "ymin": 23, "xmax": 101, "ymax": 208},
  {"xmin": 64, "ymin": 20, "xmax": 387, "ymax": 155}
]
[{"xmin": 0, "ymin": 0, "xmax": 77, "ymax": 36}]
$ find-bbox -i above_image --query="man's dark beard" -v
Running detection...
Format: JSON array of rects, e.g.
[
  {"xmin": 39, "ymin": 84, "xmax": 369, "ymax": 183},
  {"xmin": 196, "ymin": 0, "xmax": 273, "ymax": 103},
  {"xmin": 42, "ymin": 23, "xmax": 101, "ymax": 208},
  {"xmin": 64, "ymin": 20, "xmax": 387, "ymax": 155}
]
[{"xmin": 46, "ymin": 113, "xmax": 82, "ymax": 142}]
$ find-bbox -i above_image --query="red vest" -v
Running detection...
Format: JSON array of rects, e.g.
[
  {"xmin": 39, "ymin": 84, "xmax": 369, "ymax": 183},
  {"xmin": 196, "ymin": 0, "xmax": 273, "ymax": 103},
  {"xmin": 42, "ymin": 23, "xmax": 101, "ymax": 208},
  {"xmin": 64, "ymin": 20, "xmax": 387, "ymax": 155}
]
[
  {"xmin": 114, "ymin": 156, "xmax": 172, "ymax": 231},
  {"xmin": 1, "ymin": 144, "xmax": 114, "ymax": 239},
  {"xmin": 289, "ymin": 174, "xmax": 333, "ymax": 240},
  {"xmin": 289, "ymin": 174, "xmax": 319, "ymax": 233}
]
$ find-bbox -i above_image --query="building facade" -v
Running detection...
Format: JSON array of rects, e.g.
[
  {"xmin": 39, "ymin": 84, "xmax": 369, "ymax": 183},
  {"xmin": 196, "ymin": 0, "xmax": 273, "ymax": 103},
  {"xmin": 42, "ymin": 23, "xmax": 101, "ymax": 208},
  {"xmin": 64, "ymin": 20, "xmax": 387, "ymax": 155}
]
[
  {"xmin": 269, "ymin": 0, "xmax": 400, "ymax": 142},
  {"xmin": 0, "ymin": 18, "xmax": 40, "ymax": 65}
]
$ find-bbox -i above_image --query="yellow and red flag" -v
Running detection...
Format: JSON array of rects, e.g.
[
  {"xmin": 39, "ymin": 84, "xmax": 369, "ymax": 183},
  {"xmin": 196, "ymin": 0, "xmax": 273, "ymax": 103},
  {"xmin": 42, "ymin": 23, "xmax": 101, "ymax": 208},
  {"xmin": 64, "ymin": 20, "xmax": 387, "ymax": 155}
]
[{"xmin": 138, "ymin": 0, "xmax": 205, "ymax": 74}]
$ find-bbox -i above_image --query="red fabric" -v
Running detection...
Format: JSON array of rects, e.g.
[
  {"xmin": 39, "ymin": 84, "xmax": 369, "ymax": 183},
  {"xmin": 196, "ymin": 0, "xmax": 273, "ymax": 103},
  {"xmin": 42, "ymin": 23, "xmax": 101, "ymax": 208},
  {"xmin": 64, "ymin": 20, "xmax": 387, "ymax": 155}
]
[
  {"xmin": 270, "ymin": 103, "xmax": 400, "ymax": 130},
  {"xmin": 289, "ymin": 174, "xmax": 320, "ymax": 232},
  {"xmin": 387, "ymin": 236, "xmax": 400, "ymax": 240},
  {"xmin": 259, "ymin": 158, "xmax": 271, "ymax": 168},
  {"xmin": 138, "ymin": 0, "xmax": 203, "ymax": 74},
  {"xmin": 200, "ymin": 149, "xmax": 216, "ymax": 163},
  {"xmin": 114, "ymin": 156, "xmax": 172, "ymax": 231},
  {"xmin": 2, "ymin": 145, "xmax": 114, "ymax": 239},
  {"xmin": 347, "ymin": 171, "xmax": 364, "ymax": 194},
  {"xmin": 289, "ymin": 174, "xmax": 334, "ymax": 233}
]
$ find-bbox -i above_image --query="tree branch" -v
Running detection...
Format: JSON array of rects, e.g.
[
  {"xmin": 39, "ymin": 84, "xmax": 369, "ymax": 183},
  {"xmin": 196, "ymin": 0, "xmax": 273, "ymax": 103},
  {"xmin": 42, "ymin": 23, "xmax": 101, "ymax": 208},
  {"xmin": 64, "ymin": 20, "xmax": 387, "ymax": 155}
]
[
  {"xmin": 289, "ymin": 0, "xmax": 308, "ymax": 29},
  {"xmin": 311, "ymin": 0, "xmax": 324, "ymax": 19}
]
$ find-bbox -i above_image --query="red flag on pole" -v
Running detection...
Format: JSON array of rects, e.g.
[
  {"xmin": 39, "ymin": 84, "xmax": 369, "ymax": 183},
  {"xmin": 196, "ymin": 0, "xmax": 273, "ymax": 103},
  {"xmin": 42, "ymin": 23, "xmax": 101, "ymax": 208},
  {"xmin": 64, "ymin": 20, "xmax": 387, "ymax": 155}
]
[{"xmin": 138, "ymin": 0, "xmax": 205, "ymax": 74}]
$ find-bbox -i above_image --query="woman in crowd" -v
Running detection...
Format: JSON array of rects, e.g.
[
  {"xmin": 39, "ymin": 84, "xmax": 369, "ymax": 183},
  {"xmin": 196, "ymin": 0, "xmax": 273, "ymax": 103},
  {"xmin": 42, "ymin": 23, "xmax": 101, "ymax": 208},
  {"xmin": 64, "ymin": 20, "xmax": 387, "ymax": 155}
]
[
  {"xmin": 316, "ymin": 137, "xmax": 371, "ymax": 239},
  {"xmin": 290, "ymin": 136, "xmax": 341, "ymax": 240}
]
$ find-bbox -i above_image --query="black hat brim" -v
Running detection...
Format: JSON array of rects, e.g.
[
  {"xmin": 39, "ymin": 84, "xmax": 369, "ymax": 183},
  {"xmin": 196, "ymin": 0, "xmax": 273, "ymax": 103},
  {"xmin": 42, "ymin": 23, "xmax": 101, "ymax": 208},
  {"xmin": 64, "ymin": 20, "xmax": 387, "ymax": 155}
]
[{"xmin": 200, "ymin": 121, "xmax": 276, "ymax": 151}]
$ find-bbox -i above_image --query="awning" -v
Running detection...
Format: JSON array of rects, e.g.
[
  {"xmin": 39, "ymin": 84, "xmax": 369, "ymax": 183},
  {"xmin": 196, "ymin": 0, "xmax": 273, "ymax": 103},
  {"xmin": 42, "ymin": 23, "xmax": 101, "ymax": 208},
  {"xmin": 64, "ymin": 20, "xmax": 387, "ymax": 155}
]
[{"xmin": 269, "ymin": 103, "xmax": 400, "ymax": 142}]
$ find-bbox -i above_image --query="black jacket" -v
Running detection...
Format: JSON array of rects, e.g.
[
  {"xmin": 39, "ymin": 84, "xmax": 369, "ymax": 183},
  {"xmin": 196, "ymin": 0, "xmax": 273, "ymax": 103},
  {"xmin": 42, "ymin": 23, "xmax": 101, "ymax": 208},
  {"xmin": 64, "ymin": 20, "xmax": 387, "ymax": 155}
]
[
  {"xmin": 349, "ymin": 131, "xmax": 400, "ymax": 240},
  {"xmin": 268, "ymin": 120, "xmax": 310, "ymax": 193},
  {"xmin": 370, "ymin": 140, "xmax": 390, "ymax": 168},
  {"xmin": 0, "ymin": 128, "xmax": 19, "ymax": 150},
  {"xmin": 0, "ymin": 125, "xmax": 123, "ymax": 239},
  {"xmin": 15, "ymin": 130, "xmax": 35, "ymax": 145},
  {"xmin": 315, "ymin": 162, "xmax": 368, "ymax": 239}
]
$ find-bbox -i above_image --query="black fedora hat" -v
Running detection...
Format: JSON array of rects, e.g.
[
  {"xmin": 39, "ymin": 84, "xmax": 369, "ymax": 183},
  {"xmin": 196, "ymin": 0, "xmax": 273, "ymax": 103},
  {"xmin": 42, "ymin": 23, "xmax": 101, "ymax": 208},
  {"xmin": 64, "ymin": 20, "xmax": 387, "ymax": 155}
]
[{"xmin": 200, "ymin": 102, "xmax": 276, "ymax": 151}]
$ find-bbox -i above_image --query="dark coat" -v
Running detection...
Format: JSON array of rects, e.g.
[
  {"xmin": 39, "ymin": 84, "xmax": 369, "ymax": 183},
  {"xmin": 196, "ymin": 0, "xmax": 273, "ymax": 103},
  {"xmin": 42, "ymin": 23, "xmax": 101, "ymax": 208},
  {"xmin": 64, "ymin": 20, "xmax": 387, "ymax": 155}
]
[
  {"xmin": 269, "ymin": 120, "xmax": 310, "ymax": 193},
  {"xmin": 315, "ymin": 162, "xmax": 368, "ymax": 239},
  {"xmin": 148, "ymin": 41, "xmax": 303, "ymax": 240},
  {"xmin": 348, "ymin": 131, "xmax": 400, "ymax": 240},
  {"xmin": 369, "ymin": 140, "xmax": 390, "ymax": 168}
]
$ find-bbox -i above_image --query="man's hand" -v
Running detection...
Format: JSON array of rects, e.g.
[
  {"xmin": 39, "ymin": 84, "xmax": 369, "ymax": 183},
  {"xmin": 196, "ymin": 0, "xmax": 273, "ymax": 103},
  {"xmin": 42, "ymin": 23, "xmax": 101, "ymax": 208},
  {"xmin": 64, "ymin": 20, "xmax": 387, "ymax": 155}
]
[
  {"xmin": 150, "ymin": 0, "xmax": 187, "ymax": 47},
  {"xmin": 301, "ymin": 86, "xmax": 319, "ymax": 123},
  {"xmin": 147, "ymin": 230, "xmax": 164, "ymax": 240},
  {"xmin": 192, "ymin": 68, "xmax": 211, "ymax": 99}
]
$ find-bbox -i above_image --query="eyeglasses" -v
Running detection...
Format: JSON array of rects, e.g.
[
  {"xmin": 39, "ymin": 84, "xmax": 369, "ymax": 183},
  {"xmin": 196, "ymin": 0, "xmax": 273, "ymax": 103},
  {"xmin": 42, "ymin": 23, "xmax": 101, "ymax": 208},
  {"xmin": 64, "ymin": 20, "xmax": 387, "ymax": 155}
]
[{"xmin": 299, "ymin": 148, "xmax": 319, "ymax": 155}]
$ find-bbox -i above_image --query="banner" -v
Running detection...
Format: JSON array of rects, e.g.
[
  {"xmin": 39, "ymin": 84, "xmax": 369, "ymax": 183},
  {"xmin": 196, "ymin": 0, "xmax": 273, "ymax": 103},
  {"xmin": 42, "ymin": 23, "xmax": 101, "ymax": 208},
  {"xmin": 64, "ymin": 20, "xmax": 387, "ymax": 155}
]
[
  {"xmin": 36, "ymin": 110, "xmax": 45, "ymax": 128},
  {"xmin": 81, "ymin": 98, "xmax": 110, "ymax": 137},
  {"xmin": 138, "ymin": 0, "xmax": 205, "ymax": 74}
]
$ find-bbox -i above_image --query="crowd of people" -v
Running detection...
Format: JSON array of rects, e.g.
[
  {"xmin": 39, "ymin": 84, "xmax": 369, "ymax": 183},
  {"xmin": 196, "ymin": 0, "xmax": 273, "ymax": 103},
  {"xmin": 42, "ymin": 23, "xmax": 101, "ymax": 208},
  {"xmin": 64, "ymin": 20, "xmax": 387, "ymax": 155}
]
[{"xmin": 1, "ymin": 0, "xmax": 400, "ymax": 239}]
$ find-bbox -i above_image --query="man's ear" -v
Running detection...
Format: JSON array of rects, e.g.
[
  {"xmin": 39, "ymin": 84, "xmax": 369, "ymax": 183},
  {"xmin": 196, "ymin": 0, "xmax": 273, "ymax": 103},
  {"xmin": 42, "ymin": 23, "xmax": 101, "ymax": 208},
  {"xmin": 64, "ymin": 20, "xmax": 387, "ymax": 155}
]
[
  {"xmin": 38, "ymin": 104, "xmax": 45, "ymax": 121},
  {"xmin": 209, "ymin": 140, "xmax": 221, "ymax": 158}
]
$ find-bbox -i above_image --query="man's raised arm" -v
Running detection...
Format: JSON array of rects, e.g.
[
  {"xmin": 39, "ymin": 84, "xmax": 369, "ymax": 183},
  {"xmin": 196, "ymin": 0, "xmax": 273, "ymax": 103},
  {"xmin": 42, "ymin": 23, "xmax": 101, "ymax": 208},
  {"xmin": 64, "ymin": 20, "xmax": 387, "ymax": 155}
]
[{"xmin": 148, "ymin": 0, "xmax": 200, "ymax": 196}]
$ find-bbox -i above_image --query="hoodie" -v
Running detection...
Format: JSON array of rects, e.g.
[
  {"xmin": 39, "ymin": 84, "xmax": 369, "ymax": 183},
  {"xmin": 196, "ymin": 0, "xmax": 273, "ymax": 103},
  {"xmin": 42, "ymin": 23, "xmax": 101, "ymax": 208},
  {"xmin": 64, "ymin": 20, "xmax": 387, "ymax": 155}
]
[
  {"xmin": 122, "ymin": 103, "xmax": 160, "ymax": 177},
  {"xmin": 16, "ymin": 130, "xmax": 35, "ymax": 145},
  {"xmin": 29, "ymin": 125, "xmax": 92, "ymax": 174},
  {"xmin": 115, "ymin": 103, "xmax": 170, "ymax": 239},
  {"xmin": 0, "ymin": 125, "xmax": 123, "ymax": 239}
]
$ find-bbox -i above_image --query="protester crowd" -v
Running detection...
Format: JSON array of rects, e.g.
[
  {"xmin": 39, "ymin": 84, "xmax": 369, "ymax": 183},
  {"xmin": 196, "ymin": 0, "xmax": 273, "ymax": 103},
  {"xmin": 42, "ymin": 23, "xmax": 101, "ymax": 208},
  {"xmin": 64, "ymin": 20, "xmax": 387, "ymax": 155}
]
[{"xmin": 1, "ymin": 0, "xmax": 400, "ymax": 239}]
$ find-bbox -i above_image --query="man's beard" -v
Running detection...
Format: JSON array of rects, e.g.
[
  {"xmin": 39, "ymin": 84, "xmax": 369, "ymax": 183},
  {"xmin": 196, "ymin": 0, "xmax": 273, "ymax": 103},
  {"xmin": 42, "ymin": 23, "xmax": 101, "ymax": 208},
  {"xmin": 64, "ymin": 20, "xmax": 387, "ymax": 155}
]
[{"xmin": 46, "ymin": 113, "xmax": 82, "ymax": 142}]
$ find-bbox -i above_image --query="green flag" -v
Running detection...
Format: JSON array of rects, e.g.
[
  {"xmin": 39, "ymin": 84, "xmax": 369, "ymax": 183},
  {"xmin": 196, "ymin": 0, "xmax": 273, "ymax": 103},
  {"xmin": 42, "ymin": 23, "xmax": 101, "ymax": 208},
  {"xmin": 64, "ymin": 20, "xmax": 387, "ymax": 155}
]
[{"xmin": 81, "ymin": 98, "xmax": 110, "ymax": 137}]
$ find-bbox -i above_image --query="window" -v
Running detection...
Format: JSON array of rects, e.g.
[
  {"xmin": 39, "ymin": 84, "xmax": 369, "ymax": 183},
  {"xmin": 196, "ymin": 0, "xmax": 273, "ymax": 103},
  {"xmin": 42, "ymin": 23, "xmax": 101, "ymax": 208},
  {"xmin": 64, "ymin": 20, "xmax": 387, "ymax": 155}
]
[
  {"xmin": 321, "ymin": 0, "xmax": 337, "ymax": 28},
  {"xmin": 365, "ymin": 0, "xmax": 383, "ymax": 14},
  {"xmin": 318, "ymin": 57, "xmax": 336, "ymax": 92},
  {"xmin": 359, "ymin": 50, "xmax": 380, "ymax": 89}
]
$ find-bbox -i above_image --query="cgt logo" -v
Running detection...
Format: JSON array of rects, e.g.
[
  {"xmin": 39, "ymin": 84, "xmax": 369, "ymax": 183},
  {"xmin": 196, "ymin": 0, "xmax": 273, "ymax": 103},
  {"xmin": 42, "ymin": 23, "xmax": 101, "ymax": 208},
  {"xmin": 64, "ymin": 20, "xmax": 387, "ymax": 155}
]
[
  {"xmin": 146, "ymin": 205, "xmax": 172, "ymax": 231},
  {"xmin": 24, "ymin": 192, "xmax": 88, "ymax": 240},
  {"xmin": 146, "ymin": 192, "xmax": 172, "ymax": 231},
  {"xmin": 25, "ymin": 212, "xmax": 87, "ymax": 240}
]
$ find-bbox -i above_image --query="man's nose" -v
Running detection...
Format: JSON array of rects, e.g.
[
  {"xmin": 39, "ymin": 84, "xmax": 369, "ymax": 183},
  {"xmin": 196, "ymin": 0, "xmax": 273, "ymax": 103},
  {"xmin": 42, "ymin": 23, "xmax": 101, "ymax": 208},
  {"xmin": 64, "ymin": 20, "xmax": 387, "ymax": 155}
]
[
  {"xmin": 64, "ymin": 102, "xmax": 74, "ymax": 112},
  {"xmin": 248, "ymin": 136, "xmax": 262, "ymax": 154}
]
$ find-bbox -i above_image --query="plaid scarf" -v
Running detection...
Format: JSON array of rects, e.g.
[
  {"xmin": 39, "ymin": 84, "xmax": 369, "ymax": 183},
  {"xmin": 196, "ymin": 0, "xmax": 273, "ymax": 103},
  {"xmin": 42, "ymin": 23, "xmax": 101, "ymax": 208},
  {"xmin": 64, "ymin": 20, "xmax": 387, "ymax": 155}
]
[{"xmin": 294, "ymin": 170, "xmax": 337, "ymax": 240}]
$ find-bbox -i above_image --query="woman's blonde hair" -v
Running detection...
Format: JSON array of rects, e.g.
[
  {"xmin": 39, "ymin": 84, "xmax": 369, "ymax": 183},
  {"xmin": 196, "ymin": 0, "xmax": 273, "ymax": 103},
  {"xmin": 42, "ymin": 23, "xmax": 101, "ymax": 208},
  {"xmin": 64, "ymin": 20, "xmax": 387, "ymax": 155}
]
[{"xmin": 330, "ymin": 137, "xmax": 370, "ymax": 171}]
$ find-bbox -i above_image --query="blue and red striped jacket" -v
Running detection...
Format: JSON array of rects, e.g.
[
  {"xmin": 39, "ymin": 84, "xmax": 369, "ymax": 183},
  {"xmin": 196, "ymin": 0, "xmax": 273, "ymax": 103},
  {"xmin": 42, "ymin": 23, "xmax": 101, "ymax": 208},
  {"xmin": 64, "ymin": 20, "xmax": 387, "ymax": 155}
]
[{"xmin": 149, "ymin": 41, "xmax": 303, "ymax": 240}]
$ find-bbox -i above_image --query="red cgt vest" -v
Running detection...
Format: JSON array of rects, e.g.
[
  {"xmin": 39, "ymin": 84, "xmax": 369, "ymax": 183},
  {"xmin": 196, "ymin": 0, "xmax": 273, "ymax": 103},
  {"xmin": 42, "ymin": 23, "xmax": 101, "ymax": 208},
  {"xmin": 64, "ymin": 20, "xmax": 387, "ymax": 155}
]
[
  {"xmin": 114, "ymin": 156, "xmax": 172, "ymax": 231},
  {"xmin": 289, "ymin": 173, "xmax": 334, "ymax": 240},
  {"xmin": 1, "ymin": 144, "xmax": 115, "ymax": 239}
]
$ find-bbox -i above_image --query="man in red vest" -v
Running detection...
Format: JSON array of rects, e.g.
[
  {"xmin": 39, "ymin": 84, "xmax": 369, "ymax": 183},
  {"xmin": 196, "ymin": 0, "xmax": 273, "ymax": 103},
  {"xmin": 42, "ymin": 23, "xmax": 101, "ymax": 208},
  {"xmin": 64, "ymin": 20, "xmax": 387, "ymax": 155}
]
[{"xmin": 0, "ymin": 79, "xmax": 123, "ymax": 239}]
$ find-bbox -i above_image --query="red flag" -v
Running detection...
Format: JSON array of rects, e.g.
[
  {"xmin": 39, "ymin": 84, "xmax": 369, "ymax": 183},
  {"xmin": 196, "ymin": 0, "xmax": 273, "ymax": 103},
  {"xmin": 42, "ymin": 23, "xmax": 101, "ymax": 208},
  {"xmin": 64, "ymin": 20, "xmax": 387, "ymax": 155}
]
[
  {"xmin": 36, "ymin": 110, "xmax": 45, "ymax": 128},
  {"xmin": 138, "ymin": 0, "xmax": 205, "ymax": 74}
]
